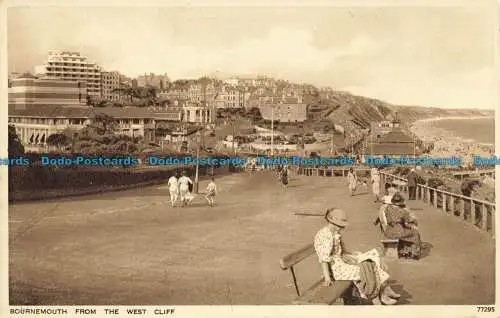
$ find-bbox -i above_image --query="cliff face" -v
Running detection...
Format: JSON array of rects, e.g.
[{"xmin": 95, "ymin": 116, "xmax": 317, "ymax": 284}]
[
  {"xmin": 389, "ymin": 105, "xmax": 493, "ymax": 125},
  {"xmin": 315, "ymin": 90, "xmax": 493, "ymax": 133}
]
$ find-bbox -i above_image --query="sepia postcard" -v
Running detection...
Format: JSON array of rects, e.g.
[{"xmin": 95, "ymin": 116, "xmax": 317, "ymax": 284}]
[{"xmin": 1, "ymin": 0, "xmax": 498, "ymax": 317}]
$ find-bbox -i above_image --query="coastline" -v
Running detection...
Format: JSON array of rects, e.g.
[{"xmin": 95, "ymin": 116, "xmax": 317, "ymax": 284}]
[
  {"xmin": 410, "ymin": 115, "xmax": 494, "ymax": 158},
  {"xmin": 412, "ymin": 115, "xmax": 493, "ymax": 125}
]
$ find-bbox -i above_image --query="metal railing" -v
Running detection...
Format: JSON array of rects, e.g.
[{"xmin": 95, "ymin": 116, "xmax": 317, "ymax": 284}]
[
  {"xmin": 380, "ymin": 172, "xmax": 495, "ymax": 238},
  {"xmin": 452, "ymin": 169, "xmax": 495, "ymax": 180},
  {"xmin": 281, "ymin": 166, "xmax": 495, "ymax": 237},
  {"xmin": 294, "ymin": 166, "xmax": 371, "ymax": 177}
]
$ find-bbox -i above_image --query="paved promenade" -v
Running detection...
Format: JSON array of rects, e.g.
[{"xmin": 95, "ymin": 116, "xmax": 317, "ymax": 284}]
[{"xmin": 9, "ymin": 172, "xmax": 495, "ymax": 305}]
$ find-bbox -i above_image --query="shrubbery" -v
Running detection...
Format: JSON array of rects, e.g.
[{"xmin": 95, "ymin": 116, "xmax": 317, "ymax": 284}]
[{"xmin": 9, "ymin": 152, "xmax": 235, "ymax": 194}]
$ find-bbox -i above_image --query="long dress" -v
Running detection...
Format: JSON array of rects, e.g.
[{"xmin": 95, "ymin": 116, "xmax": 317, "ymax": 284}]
[
  {"xmin": 371, "ymin": 169, "xmax": 380, "ymax": 197},
  {"xmin": 347, "ymin": 172, "xmax": 357, "ymax": 194},
  {"xmin": 313, "ymin": 226, "xmax": 390, "ymax": 299}
]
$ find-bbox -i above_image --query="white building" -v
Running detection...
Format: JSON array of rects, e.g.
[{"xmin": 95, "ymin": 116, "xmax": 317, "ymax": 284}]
[
  {"xmin": 259, "ymin": 100, "xmax": 308, "ymax": 123},
  {"xmin": 34, "ymin": 50, "xmax": 102, "ymax": 99},
  {"xmin": 223, "ymin": 77, "xmax": 239, "ymax": 86},
  {"xmin": 181, "ymin": 105, "xmax": 214, "ymax": 124},
  {"xmin": 8, "ymin": 105, "xmax": 92, "ymax": 152}
]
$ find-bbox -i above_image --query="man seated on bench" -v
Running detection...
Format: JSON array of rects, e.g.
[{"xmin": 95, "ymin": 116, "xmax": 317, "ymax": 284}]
[
  {"xmin": 382, "ymin": 194, "xmax": 422, "ymax": 259},
  {"xmin": 313, "ymin": 207, "xmax": 401, "ymax": 305}
]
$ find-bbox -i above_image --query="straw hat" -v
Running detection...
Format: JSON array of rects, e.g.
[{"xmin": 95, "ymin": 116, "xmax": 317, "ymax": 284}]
[{"xmin": 325, "ymin": 208, "xmax": 348, "ymax": 227}]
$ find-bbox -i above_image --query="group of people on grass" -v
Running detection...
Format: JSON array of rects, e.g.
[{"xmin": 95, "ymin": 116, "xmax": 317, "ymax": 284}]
[
  {"xmin": 167, "ymin": 171, "xmax": 217, "ymax": 207},
  {"xmin": 311, "ymin": 166, "xmax": 423, "ymax": 305}
]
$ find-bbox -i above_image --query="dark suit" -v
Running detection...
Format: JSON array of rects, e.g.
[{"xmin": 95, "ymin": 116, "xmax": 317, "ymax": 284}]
[{"xmin": 407, "ymin": 171, "xmax": 417, "ymax": 200}]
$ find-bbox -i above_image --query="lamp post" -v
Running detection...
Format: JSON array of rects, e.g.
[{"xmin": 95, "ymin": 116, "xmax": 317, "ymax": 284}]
[
  {"xmin": 330, "ymin": 129, "xmax": 334, "ymax": 154},
  {"xmin": 413, "ymin": 134, "xmax": 416, "ymax": 169},
  {"xmin": 232, "ymin": 116, "xmax": 236, "ymax": 156},
  {"xmin": 194, "ymin": 130, "xmax": 201, "ymax": 193},
  {"xmin": 271, "ymin": 103, "xmax": 282, "ymax": 156},
  {"xmin": 271, "ymin": 107, "xmax": 274, "ymax": 156},
  {"xmin": 370, "ymin": 134, "xmax": 373, "ymax": 156}
]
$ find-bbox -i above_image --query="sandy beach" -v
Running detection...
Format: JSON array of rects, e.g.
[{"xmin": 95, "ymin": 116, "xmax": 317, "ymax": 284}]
[
  {"xmin": 413, "ymin": 115, "xmax": 492, "ymax": 124},
  {"xmin": 410, "ymin": 116, "xmax": 494, "ymax": 162}
]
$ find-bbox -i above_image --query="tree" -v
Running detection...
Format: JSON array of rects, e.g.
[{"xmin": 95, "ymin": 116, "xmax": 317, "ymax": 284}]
[
  {"xmin": 8, "ymin": 125, "xmax": 24, "ymax": 156},
  {"xmin": 124, "ymin": 87, "xmax": 136, "ymax": 103},
  {"xmin": 146, "ymin": 86, "xmax": 158, "ymax": 106},
  {"xmin": 46, "ymin": 133, "xmax": 70, "ymax": 150},
  {"xmin": 90, "ymin": 113, "xmax": 117, "ymax": 135},
  {"xmin": 246, "ymin": 107, "xmax": 262, "ymax": 122}
]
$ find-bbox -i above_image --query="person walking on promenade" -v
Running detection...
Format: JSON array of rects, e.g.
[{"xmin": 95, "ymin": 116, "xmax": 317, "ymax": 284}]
[
  {"xmin": 371, "ymin": 167, "xmax": 381, "ymax": 202},
  {"xmin": 178, "ymin": 171, "xmax": 194, "ymax": 207},
  {"xmin": 314, "ymin": 208, "xmax": 401, "ymax": 305},
  {"xmin": 407, "ymin": 168, "xmax": 417, "ymax": 200},
  {"xmin": 204, "ymin": 176, "xmax": 217, "ymax": 207},
  {"xmin": 167, "ymin": 172, "xmax": 179, "ymax": 207},
  {"xmin": 347, "ymin": 167, "xmax": 358, "ymax": 196},
  {"xmin": 280, "ymin": 165, "xmax": 289, "ymax": 189}
]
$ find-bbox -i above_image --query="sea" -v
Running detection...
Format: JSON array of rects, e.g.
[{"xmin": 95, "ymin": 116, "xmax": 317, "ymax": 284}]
[{"xmin": 432, "ymin": 117, "xmax": 495, "ymax": 145}]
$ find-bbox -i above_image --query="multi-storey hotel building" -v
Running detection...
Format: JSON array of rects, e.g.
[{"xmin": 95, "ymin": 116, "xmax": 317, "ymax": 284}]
[
  {"xmin": 9, "ymin": 76, "xmax": 88, "ymax": 107},
  {"xmin": 34, "ymin": 50, "xmax": 102, "ymax": 99}
]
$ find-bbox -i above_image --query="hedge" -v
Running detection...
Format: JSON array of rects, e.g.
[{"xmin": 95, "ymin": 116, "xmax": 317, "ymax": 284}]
[{"xmin": 8, "ymin": 152, "xmax": 242, "ymax": 202}]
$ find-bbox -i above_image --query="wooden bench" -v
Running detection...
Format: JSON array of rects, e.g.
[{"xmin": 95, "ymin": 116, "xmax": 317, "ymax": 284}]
[
  {"xmin": 381, "ymin": 239, "xmax": 399, "ymax": 259},
  {"xmin": 377, "ymin": 205, "xmax": 400, "ymax": 259},
  {"xmin": 279, "ymin": 243, "xmax": 354, "ymax": 305}
]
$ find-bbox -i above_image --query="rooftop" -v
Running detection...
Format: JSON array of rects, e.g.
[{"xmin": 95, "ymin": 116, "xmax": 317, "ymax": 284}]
[
  {"xmin": 8, "ymin": 104, "xmax": 92, "ymax": 118},
  {"xmin": 371, "ymin": 143, "xmax": 415, "ymax": 155},
  {"xmin": 376, "ymin": 128, "xmax": 414, "ymax": 143}
]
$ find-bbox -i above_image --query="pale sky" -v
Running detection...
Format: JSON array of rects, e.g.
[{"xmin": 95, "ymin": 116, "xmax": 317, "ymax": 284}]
[{"xmin": 7, "ymin": 4, "xmax": 498, "ymax": 109}]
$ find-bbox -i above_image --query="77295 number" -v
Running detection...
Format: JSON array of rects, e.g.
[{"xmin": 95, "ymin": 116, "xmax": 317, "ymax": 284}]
[{"xmin": 477, "ymin": 306, "xmax": 495, "ymax": 312}]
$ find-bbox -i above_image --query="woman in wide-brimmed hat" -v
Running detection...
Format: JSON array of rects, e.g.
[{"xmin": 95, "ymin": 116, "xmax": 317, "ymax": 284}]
[
  {"xmin": 313, "ymin": 207, "xmax": 401, "ymax": 305},
  {"xmin": 383, "ymin": 194, "xmax": 422, "ymax": 259}
]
